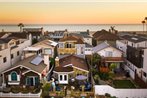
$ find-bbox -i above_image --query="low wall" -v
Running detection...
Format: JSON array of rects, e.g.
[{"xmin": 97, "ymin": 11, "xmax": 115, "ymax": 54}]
[
  {"xmin": 0, "ymin": 90, "xmax": 42, "ymax": 98},
  {"xmin": 95, "ymin": 85, "xmax": 147, "ymax": 98}
]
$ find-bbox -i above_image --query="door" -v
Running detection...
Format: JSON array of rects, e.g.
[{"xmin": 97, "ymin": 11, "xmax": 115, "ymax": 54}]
[{"xmin": 30, "ymin": 77, "xmax": 34, "ymax": 86}]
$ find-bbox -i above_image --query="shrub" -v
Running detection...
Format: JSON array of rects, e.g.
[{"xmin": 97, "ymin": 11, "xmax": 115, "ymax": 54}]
[
  {"xmin": 105, "ymin": 93, "xmax": 111, "ymax": 97},
  {"xmin": 21, "ymin": 88, "xmax": 29, "ymax": 94},
  {"xmin": 3, "ymin": 87, "xmax": 11, "ymax": 93},
  {"xmin": 11, "ymin": 86, "xmax": 21, "ymax": 93}
]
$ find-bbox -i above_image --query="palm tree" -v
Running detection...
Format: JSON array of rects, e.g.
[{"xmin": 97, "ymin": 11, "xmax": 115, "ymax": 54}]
[
  {"xmin": 110, "ymin": 26, "xmax": 115, "ymax": 33},
  {"xmin": 145, "ymin": 17, "xmax": 147, "ymax": 32},
  {"xmin": 142, "ymin": 20, "xmax": 145, "ymax": 34},
  {"xmin": 18, "ymin": 23, "xmax": 24, "ymax": 32}
]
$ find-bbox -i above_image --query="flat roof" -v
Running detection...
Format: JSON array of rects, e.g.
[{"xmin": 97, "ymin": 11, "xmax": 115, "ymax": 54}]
[{"xmin": 23, "ymin": 47, "xmax": 42, "ymax": 51}]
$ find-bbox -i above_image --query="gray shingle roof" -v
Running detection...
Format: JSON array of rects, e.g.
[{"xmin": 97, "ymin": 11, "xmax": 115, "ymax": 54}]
[
  {"xmin": 85, "ymin": 43, "xmax": 93, "ymax": 48},
  {"xmin": 11, "ymin": 55, "xmax": 47, "ymax": 73},
  {"xmin": 121, "ymin": 35, "xmax": 147, "ymax": 43},
  {"xmin": 92, "ymin": 41, "xmax": 110, "ymax": 52}
]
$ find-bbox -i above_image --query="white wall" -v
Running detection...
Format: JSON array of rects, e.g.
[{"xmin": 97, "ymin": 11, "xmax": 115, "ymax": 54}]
[
  {"xmin": 143, "ymin": 49, "xmax": 147, "ymax": 72},
  {"xmin": 76, "ymin": 44, "xmax": 85, "ymax": 56},
  {"xmin": 97, "ymin": 47, "xmax": 122, "ymax": 57},
  {"xmin": 85, "ymin": 48, "xmax": 92, "ymax": 55},
  {"xmin": 58, "ymin": 74, "xmax": 68, "ymax": 84},
  {"xmin": 116, "ymin": 40, "xmax": 127, "ymax": 57},
  {"xmin": 11, "ymin": 39, "xmax": 31, "ymax": 65},
  {"xmin": 0, "ymin": 48, "xmax": 11, "ymax": 73},
  {"xmin": 84, "ymin": 38, "xmax": 92, "ymax": 45},
  {"xmin": 95, "ymin": 85, "xmax": 147, "ymax": 98},
  {"xmin": 124, "ymin": 64, "xmax": 135, "ymax": 79},
  {"xmin": 0, "ymin": 38, "xmax": 31, "ymax": 73},
  {"xmin": 127, "ymin": 41, "xmax": 147, "ymax": 48}
]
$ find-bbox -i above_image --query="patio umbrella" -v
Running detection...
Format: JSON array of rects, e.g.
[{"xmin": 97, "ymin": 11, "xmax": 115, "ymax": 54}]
[{"xmin": 75, "ymin": 75, "xmax": 87, "ymax": 80}]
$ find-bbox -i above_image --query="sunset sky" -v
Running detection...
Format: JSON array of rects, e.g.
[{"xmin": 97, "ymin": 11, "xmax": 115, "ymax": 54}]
[{"xmin": 0, "ymin": 0, "xmax": 147, "ymax": 24}]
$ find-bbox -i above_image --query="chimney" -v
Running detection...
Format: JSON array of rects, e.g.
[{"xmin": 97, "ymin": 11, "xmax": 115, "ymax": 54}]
[
  {"xmin": 55, "ymin": 57, "xmax": 59, "ymax": 67},
  {"xmin": 87, "ymin": 29, "xmax": 89, "ymax": 34},
  {"xmin": 44, "ymin": 54, "xmax": 50, "ymax": 71}
]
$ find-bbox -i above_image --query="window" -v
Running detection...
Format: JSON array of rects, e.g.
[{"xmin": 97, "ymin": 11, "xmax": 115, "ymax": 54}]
[
  {"xmin": 11, "ymin": 71, "xmax": 17, "ymax": 81},
  {"xmin": 11, "ymin": 54, "xmax": 14, "ymax": 59},
  {"xmin": 3, "ymin": 57, "xmax": 7, "ymax": 63},
  {"xmin": 64, "ymin": 75, "xmax": 67, "ymax": 80},
  {"xmin": 106, "ymin": 51, "xmax": 113, "ymax": 57},
  {"xmin": 44, "ymin": 48, "xmax": 52, "ymax": 54},
  {"xmin": 67, "ymin": 43, "xmax": 72, "ymax": 48},
  {"xmin": 143, "ymin": 72, "xmax": 147, "ymax": 77},
  {"xmin": 17, "ymin": 51, "xmax": 19, "ymax": 56},
  {"xmin": 60, "ymin": 75, "xmax": 62, "ymax": 81}
]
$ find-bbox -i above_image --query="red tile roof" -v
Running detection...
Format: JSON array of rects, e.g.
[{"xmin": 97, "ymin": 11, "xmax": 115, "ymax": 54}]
[
  {"xmin": 54, "ymin": 66, "xmax": 73, "ymax": 72},
  {"xmin": 59, "ymin": 55, "xmax": 89, "ymax": 72},
  {"xmin": 93, "ymin": 30, "xmax": 120, "ymax": 41}
]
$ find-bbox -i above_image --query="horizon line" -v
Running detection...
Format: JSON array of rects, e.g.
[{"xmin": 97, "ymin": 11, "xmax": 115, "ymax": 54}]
[{"xmin": 0, "ymin": 23, "xmax": 142, "ymax": 25}]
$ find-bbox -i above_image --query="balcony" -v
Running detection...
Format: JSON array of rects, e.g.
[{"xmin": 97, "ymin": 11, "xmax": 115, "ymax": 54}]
[
  {"xmin": 102, "ymin": 57, "xmax": 124, "ymax": 62},
  {"xmin": 58, "ymin": 48, "xmax": 76, "ymax": 55}
]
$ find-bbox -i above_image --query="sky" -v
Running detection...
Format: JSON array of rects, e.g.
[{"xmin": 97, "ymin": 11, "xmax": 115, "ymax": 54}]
[{"xmin": 0, "ymin": 0, "xmax": 147, "ymax": 24}]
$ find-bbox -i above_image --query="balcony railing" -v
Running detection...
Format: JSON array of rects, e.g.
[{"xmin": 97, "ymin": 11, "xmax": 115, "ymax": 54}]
[
  {"xmin": 58, "ymin": 48, "xmax": 76, "ymax": 55},
  {"xmin": 102, "ymin": 57, "xmax": 124, "ymax": 62}
]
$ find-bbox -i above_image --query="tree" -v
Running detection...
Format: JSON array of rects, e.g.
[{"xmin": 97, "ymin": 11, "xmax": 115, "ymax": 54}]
[
  {"xmin": 142, "ymin": 20, "xmax": 145, "ymax": 34},
  {"xmin": 92, "ymin": 53, "xmax": 101, "ymax": 68},
  {"xmin": 110, "ymin": 63, "xmax": 117, "ymax": 72},
  {"xmin": 18, "ymin": 23, "xmax": 24, "ymax": 32},
  {"xmin": 94, "ymin": 74, "xmax": 99, "ymax": 83}
]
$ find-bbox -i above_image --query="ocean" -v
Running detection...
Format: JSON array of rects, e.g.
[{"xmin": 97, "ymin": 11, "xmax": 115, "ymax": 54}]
[{"xmin": 0, "ymin": 24, "xmax": 145, "ymax": 32}]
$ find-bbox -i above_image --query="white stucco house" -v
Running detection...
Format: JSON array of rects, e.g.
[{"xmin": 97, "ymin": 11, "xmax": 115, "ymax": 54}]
[
  {"xmin": 118, "ymin": 34, "xmax": 147, "ymax": 87},
  {"xmin": 92, "ymin": 41, "xmax": 123, "ymax": 68},
  {"xmin": 0, "ymin": 33, "xmax": 32, "ymax": 73}
]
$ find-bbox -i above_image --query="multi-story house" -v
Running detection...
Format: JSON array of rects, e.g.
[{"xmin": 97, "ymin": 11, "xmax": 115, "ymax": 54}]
[
  {"xmin": 58, "ymin": 35, "xmax": 85, "ymax": 58},
  {"xmin": 70, "ymin": 33, "xmax": 92, "ymax": 45},
  {"xmin": 23, "ymin": 28, "xmax": 44, "ymax": 40},
  {"xmin": 49, "ymin": 30, "xmax": 67, "ymax": 42},
  {"xmin": 0, "ymin": 33, "xmax": 32, "ymax": 73},
  {"xmin": 23, "ymin": 39, "xmax": 58, "ymax": 58},
  {"xmin": 116, "ymin": 34, "xmax": 147, "ymax": 87},
  {"xmin": 93, "ymin": 41, "xmax": 123, "ymax": 68},
  {"xmin": 93, "ymin": 29, "xmax": 120, "ymax": 46}
]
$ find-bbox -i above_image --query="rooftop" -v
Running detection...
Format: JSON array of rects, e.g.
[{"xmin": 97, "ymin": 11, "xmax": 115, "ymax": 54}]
[
  {"xmin": 8, "ymin": 55, "xmax": 47, "ymax": 73},
  {"xmin": 121, "ymin": 35, "xmax": 147, "ymax": 43},
  {"xmin": 54, "ymin": 66, "xmax": 73, "ymax": 73},
  {"xmin": 23, "ymin": 47, "xmax": 42, "ymax": 51},
  {"xmin": 92, "ymin": 41, "xmax": 110, "ymax": 52},
  {"xmin": 59, "ymin": 55, "xmax": 89, "ymax": 72},
  {"xmin": 93, "ymin": 29, "xmax": 120, "ymax": 41},
  {"xmin": 60, "ymin": 35, "xmax": 84, "ymax": 44},
  {"xmin": 32, "ymin": 39, "xmax": 58, "ymax": 47}
]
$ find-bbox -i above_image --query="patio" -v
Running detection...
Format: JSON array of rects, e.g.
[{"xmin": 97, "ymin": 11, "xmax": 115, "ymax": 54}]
[{"xmin": 47, "ymin": 77, "xmax": 94, "ymax": 98}]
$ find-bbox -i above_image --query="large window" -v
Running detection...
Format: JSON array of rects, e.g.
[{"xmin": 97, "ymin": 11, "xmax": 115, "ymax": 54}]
[
  {"xmin": 44, "ymin": 48, "xmax": 52, "ymax": 54},
  {"xmin": 60, "ymin": 75, "xmax": 62, "ymax": 81},
  {"xmin": 143, "ymin": 72, "xmax": 147, "ymax": 77},
  {"xmin": 17, "ymin": 51, "xmax": 19, "ymax": 56},
  {"xmin": 106, "ymin": 51, "xmax": 113, "ymax": 57},
  {"xmin": 3, "ymin": 57, "xmax": 7, "ymax": 63},
  {"xmin": 11, "ymin": 71, "xmax": 17, "ymax": 81},
  {"xmin": 26, "ymin": 76, "xmax": 39, "ymax": 86},
  {"xmin": 64, "ymin": 75, "xmax": 67, "ymax": 80},
  {"xmin": 11, "ymin": 54, "xmax": 14, "ymax": 59}
]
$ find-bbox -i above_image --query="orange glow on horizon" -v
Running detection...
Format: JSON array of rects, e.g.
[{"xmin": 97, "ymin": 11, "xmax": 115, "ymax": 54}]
[{"xmin": 0, "ymin": 2, "xmax": 147, "ymax": 24}]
